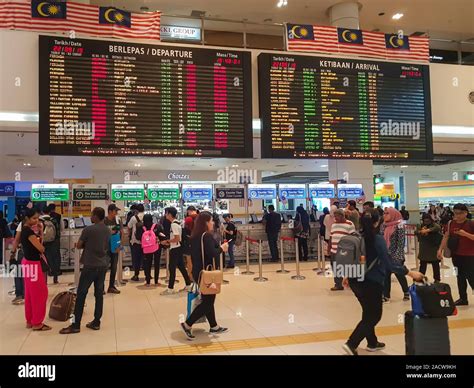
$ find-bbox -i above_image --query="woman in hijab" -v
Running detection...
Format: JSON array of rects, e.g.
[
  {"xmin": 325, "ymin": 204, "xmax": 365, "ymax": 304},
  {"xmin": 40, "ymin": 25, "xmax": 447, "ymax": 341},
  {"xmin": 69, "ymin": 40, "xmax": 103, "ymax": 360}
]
[{"xmin": 381, "ymin": 207, "xmax": 410, "ymax": 303}]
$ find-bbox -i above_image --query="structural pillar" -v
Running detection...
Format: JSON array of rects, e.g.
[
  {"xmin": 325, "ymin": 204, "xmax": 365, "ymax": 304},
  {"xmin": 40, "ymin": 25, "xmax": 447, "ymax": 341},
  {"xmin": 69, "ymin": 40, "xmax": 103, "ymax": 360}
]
[
  {"xmin": 403, "ymin": 171, "xmax": 421, "ymax": 224},
  {"xmin": 327, "ymin": 1, "xmax": 361, "ymax": 29}
]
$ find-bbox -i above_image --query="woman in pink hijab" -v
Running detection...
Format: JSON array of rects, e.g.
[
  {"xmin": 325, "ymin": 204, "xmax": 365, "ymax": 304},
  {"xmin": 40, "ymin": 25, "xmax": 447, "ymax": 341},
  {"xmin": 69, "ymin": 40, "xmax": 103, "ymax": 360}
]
[{"xmin": 381, "ymin": 207, "xmax": 409, "ymax": 303}]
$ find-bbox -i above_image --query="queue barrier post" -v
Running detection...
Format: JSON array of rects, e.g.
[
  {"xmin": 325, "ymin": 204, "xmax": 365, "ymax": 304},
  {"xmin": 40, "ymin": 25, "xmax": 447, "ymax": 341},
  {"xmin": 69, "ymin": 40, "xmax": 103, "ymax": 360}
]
[
  {"xmin": 253, "ymin": 240, "xmax": 268, "ymax": 282},
  {"xmin": 220, "ymin": 251, "xmax": 229, "ymax": 284},
  {"xmin": 316, "ymin": 236, "xmax": 327, "ymax": 276},
  {"xmin": 277, "ymin": 237, "xmax": 290, "ymax": 274},
  {"xmin": 313, "ymin": 235, "xmax": 321, "ymax": 271},
  {"xmin": 117, "ymin": 248, "xmax": 127, "ymax": 287},
  {"xmin": 291, "ymin": 237, "xmax": 306, "ymax": 280},
  {"xmin": 241, "ymin": 238, "xmax": 255, "ymax": 275},
  {"xmin": 69, "ymin": 246, "xmax": 81, "ymax": 292}
]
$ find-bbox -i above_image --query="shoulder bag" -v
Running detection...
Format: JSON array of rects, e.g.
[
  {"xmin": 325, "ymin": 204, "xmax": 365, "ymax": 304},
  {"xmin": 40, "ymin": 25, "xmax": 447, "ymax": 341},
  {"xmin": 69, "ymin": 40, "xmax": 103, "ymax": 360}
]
[{"xmin": 198, "ymin": 232, "xmax": 223, "ymax": 295}]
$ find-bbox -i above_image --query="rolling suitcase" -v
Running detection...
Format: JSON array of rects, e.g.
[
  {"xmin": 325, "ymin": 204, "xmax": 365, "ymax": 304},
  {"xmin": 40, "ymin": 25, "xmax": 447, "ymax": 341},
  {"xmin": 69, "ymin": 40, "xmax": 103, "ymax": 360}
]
[{"xmin": 404, "ymin": 311, "xmax": 451, "ymax": 355}]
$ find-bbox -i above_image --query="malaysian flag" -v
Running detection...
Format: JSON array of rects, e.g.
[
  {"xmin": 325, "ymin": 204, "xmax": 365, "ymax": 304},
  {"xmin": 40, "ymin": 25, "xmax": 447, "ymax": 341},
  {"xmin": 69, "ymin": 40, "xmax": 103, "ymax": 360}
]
[
  {"xmin": 0, "ymin": 1, "xmax": 161, "ymax": 40},
  {"xmin": 287, "ymin": 23, "xmax": 429, "ymax": 62}
]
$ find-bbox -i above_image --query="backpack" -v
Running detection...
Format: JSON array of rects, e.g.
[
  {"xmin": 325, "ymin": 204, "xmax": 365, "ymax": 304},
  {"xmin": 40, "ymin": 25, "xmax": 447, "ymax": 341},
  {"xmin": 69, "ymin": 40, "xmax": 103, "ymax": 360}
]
[
  {"xmin": 49, "ymin": 291, "xmax": 76, "ymax": 321},
  {"xmin": 42, "ymin": 217, "xmax": 57, "ymax": 243},
  {"xmin": 334, "ymin": 233, "xmax": 371, "ymax": 280},
  {"xmin": 141, "ymin": 224, "xmax": 159, "ymax": 254},
  {"xmin": 133, "ymin": 215, "xmax": 144, "ymax": 241},
  {"xmin": 180, "ymin": 222, "xmax": 191, "ymax": 252},
  {"xmin": 409, "ymin": 279, "xmax": 457, "ymax": 318}
]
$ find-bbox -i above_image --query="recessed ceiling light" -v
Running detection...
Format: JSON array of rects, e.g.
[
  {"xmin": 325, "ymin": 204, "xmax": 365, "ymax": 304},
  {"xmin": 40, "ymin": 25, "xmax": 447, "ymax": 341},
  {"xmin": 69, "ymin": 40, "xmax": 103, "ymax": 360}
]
[
  {"xmin": 392, "ymin": 13, "xmax": 404, "ymax": 20},
  {"xmin": 23, "ymin": 162, "xmax": 31, "ymax": 167},
  {"xmin": 232, "ymin": 164, "xmax": 239, "ymax": 168},
  {"xmin": 320, "ymin": 164, "xmax": 328, "ymax": 168},
  {"xmin": 134, "ymin": 163, "xmax": 141, "ymax": 167},
  {"xmin": 400, "ymin": 165, "xmax": 409, "ymax": 168}
]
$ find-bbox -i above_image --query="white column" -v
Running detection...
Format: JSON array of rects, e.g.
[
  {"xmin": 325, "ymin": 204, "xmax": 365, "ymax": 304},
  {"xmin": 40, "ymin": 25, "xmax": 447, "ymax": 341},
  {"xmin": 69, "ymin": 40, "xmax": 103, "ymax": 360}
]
[
  {"xmin": 328, "ymin": 159, "xmax": 374, "ymax": 201},
  {"xmin": 327, "ymin": 2, "xmax": 361, "ymax": 29},
  {"xmin": 403, "ymin": 171, "xmax": 420, "ymax": 224}
]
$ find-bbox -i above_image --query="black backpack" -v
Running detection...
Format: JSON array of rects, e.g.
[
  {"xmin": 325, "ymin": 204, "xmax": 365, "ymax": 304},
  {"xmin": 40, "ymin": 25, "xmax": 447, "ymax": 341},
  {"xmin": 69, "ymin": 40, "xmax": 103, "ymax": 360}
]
[{"xmin": 134, "ymin": 215, "xmax": 144, "ymax": 241}]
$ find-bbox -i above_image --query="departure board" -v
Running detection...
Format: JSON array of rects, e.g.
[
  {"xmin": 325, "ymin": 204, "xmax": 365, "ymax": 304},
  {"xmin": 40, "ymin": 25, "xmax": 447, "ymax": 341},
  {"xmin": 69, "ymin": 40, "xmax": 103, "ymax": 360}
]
[
  {"xmin": 39, "ymin": 36, "xmax": 252, "ymax": 157},
  {"xmin": 258, "ymin": 53, "xmax": 432, "ymax": 159}
]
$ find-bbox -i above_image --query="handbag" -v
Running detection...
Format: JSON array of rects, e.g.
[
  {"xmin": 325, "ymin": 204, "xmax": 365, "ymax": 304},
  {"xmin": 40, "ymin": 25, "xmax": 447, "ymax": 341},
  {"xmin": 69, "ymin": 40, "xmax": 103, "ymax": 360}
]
[
  {"xmin": 187, "ymin": 286, "xmax": 206, "ymax": 324},
  {"xmin": 409, "ymin": 277, "xmax": 457, "ymax": 318},
  {"xmin": 198, "ymin": 232, "xmax": 223, "ymax": 295},
  {"xmin": 49, "ymin": 291, "xmax": 76, "ymax": 321}
]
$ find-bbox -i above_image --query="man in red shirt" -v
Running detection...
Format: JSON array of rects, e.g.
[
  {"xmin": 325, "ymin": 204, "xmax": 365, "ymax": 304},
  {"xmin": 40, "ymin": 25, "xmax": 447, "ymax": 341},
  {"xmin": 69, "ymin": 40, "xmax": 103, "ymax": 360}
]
[{"xmin": 438, "ymin": 203, "xmax": 474, "ymax": 306}]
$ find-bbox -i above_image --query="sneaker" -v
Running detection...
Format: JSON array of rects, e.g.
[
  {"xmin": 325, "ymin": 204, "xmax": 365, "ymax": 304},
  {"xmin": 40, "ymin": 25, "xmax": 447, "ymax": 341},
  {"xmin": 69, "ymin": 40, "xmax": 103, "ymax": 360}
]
[
  {"xmin": 382, "ymin": 297, "xmax": 391, "ymax": 304},
  {"xmin": 209, "ymin": 326, "xmax": 229, "ymax": 334},
  {"xmin": 366, "ymin": 342, "xmax": 386, "ymax": 352},
  {"xmin": 59, "ymin": 325, "xmax": 80, "ymax": 335},
  {"xmin": 86, "ymin": 321, "xmax": 100, "ymax": 331},
  {"xmin": 107, "ymin": 287, "xmax": 121, "ymax": 294},
  {"xmin": 12, "ymin": 297, "xmax": 24, "ymax": 305},
  {"xmin": 342, "ymin": 342, "xmax": 358, "ymax": 356},
  {"xmin": 130, "ymin": 276, "xmax": 140, "ymax": 282},
  {"xmin": 403, "ymin": 293, "xmax": 410, "ymax": 301},
  {"xmin": 330, "ymin": 286, "xmax": 344, "ymax": 291},
  {"xmin": 160, "ymin": 288, "xmax": 177, "ymax": 296},
  {"xmin": 180, "ymin": 323, "xmax": 195, "ymax": 341},
  {"xmin": 454, "ymin": 299, "xmax": 469, "ymax": 306}
]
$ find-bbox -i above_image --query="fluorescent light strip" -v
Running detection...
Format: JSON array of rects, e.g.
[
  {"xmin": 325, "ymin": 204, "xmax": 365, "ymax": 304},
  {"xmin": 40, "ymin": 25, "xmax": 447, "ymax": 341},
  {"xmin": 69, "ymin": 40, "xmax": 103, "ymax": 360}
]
[{"xmin": 0, "ymin": 112, "xmax": 39, "ymax": 122}]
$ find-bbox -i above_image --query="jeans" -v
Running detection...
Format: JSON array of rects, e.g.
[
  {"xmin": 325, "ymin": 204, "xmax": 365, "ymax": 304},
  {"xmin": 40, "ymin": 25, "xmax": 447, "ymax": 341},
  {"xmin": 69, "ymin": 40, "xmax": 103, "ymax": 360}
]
[
  {"xmin": 330, "ymin": 253, "xmax": 343, "ymax": 288},
  {"xmin": 267, "ymin": 232, "xmax": 279, "ymax": 262},
  {"xmin": 297, "ymin": 237, "xmax": 308, "ymax": 261},
  {"xmin": 131, "ymin": 243, "xmax": 144, "ymax": 277},
  {"xmin": 143, "ymin": 248, "xmax": 161, "ymax": 284},
  {"xmin": 226, "ymin": 241, "xmax": 235, "ymax": 267},
  {"xmin": 186, "ymin": 294, "xmax": 217, "ymax": 328},
  {"xmin": 452, "ymin": 255, "xmax": 474, "ymax": 301},
  {"xmin": 168, "ymin": 247, "xmax": 191, "ymax": 290},
  {"xmin": 347, "ymin": 280, "xmax": 383, "ymax": 348},
  {"xmin": 108, "ymin": 251, "xmax": 118, "ymax": 289},
  {"xmin": 383, "ymin": 271, "xmax": 409, "ymax": 299},
  {"xmin": 72, "ymin": 267, "xmax": 107, "ymax": 328},
  {"xmin": 44, "ymin": 240, "xmax": 61, "ymax": 277},
  {"xmin": 419, "ymin": 261, "xmax": 441, "ymax": 282}
]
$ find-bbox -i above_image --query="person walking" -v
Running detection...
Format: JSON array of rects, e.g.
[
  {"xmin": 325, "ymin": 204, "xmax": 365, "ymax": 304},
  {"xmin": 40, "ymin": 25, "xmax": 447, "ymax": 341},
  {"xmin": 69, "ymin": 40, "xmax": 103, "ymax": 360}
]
[
  {"xmin": 263, "ymin": 205, "xmax": 281, "ymax": 262},
  {"xmin": 138, "ymin": 214, "xmax": 163, "ymax": 287},
  {"xmin": 60, "ymin": 207, "xmax": 111, "ymax": 334},
  {"xmin": 415, "ymin": 214, "xmax": 442, "ymax": 283},
  {"xmin": 437, "ymin": 203, "xmax": 474, "ymax": 306},
  {"xmin": 223, "ymin": 213, "xmax": 236, "ymax": 269},
  {"xmin": 161, "ymin": 207, "xmax": 192, "ymax": 295},
  {"xmin": 294, "ymin": 206, "xmax": 310, "ymax": 261},
  {"xmin": 21, "ymin": 208, "xmax": 51, "ymax": 331},
  {"xmin": 329, "ymin": 209, "xmax": 355, "ymax": 291},
  {"xmin": 104, "ymin": 204, "xmax": 122, "ymax": 294},
  {"xmin": 180, "ymin": 212, "xmax": 229, "ymax": 340},
  {"xmin": 127, "ymin": 203, "xmax": 145, "ymax": 282},
  {"xmin": 342, "ymin": 209, "xmax": 424, "ymax": 355},
  {"xmin": 381, "ymin": 207, "xmax": 410, "ymax": 303}
]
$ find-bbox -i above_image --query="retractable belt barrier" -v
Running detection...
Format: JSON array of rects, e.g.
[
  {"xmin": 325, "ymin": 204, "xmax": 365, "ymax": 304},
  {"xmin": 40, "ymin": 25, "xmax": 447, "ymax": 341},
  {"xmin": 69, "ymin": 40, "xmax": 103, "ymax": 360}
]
[
  {"xmin": 277, "ymin": 236, "xmax": 292, "ymax": 274},
  {"xmin": 291, "ymin": 237, "xmax": 305, "ymax": 280},
  {"xmin": 242, "ymin": 237, "xmax": 256, "ymax": 275},
  {"xmin": 117, "ymin": 249, "xmax": 127, "ymax": 287},
  {"xmin": 244, "ymin": 237, "xmax": 267, "ymax": 282},
  {"xmin": 220, "ymin": 251, "xmax": 229, "ymax": 285},
  {"xmin": 69, "ymin": 247, "xmax": 81, "ymax": 292},
  {"xmin": 314, "ymin": 236, "xmax": 327, "ymax": 276}
]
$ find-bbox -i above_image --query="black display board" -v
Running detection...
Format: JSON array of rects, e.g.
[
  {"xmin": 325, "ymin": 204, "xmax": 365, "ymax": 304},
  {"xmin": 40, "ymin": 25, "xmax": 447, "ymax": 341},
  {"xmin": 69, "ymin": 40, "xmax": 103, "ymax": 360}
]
[
  {"xmin": 258, "ymin": 53, "xmax": 432, "ymax": 159},
  {"xmin": 39, "ymin": 36, "xmax": 252, "ymax": 157}
]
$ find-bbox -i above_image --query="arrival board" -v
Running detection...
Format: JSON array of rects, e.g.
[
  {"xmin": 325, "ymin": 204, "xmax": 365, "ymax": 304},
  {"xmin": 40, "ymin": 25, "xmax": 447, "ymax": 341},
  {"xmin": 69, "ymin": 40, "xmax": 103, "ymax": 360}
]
[
  {"xmin": 258, "ymin": 53, "xmax": 432, "ymax": 159},
  {"xmin": 39, "ymin": 36, "xmax": 252, "ymax": 157}
]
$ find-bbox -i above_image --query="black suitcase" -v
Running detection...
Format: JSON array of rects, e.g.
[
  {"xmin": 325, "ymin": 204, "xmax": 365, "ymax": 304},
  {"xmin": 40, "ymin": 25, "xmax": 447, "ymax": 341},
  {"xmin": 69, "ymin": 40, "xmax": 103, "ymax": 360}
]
[{"xmin": 404, "ymin": 311, "xmax": 450, "ymax": 355}]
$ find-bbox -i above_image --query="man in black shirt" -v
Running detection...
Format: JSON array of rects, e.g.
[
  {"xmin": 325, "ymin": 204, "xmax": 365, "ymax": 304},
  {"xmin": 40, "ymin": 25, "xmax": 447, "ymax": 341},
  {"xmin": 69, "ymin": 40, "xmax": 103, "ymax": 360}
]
[
  {"xmin": 263, "ymin": 205, "xmax": 281, "ymax": 262},
  {"xmin": 223, "ymin": 214, "xmax": 236, "ymax": 268}
]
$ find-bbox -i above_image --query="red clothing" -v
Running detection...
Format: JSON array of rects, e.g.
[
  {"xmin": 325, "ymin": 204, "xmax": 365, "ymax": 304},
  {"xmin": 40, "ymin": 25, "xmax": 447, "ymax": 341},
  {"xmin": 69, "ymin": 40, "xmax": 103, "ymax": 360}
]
[
  {"xmin": 22, "ymin": 258, "xmax": 48, "ymax": 326},
  {"xmin": 184, "ymin": 214, "xmax": 197, "ymax": 233},
  {"xmin": 449, "ymin": 220, "xmax": 474, "ymax": 256}
]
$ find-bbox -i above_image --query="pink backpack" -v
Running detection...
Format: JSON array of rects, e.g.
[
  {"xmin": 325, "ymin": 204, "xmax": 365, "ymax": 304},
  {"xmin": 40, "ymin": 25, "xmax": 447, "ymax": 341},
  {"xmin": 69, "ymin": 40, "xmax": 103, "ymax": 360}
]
[{"xmin": 141, "ymin": 224, "xmax": 159, "ymax": 254}]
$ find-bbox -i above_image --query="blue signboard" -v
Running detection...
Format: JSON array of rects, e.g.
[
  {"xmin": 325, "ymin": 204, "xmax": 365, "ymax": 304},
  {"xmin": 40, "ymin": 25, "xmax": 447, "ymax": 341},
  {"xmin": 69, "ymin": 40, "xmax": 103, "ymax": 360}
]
[
  {"xmin": 0, "ymin": 182, "xmax": 15, "ymax": 197},
  {"xmin": 182, "ymin": 187, "xmax": 212, "ymax": 201},
  {"xmin": 338, "ymin": 186, "xmax": 364, "ymax": 198},
  {"xmin": 248, "ymin": 187, "xmax": 276, "ymax": 199},
  {"xmin": 310, "ymin": 188, "xmax": 335, "ymax": 198},
  {"xmin": 279, "ymin": 187, "xmax": 306, "ymax": 199}
]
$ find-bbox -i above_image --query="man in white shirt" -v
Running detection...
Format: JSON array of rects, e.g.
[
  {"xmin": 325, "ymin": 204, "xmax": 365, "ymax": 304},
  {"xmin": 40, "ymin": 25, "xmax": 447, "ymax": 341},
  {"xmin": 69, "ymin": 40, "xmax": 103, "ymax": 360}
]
[
  {"xmin": 161, "ymin": 207, "xmax": 192, "ymax": 295},
  {"xmin": 329, "ymin": 209, "xmax": 355, "ymax": 291},
  {"xmin": 126, "ymin": 203, "xmax": 145, "ymax": 282}
]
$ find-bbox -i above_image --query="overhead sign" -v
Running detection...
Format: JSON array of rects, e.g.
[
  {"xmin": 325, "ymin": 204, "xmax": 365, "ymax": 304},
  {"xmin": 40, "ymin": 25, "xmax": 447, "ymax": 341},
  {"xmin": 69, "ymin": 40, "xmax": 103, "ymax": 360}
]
[
  {"xmin": 111, "ymin": 184, "xmax": 145, "ymax": 201},
  {"xmin": 278, "ymin": 184, "xmax": 306, "ymax": 199},
  {"xmin": 309, "ymin": 184, "xmax": 335, "ymax": 198},
  {"xmin": 337, "ymin": 184, "xmax": 364, "ymax": 198},
  {"xmin": 72, "ymin": 184, "xmax": 108, "ymax": 201},
  {"xmin": 215, "ymin": 187, "xmax": 245, "ymax": 199},
  {"xmin": 31, "ymin": 184, "xmax": 69, "ymax": 201},
  {"xmin": 0, "ymin": 182, "xmax": 15, "ymax": 197},
  {"xmin": 147, "ymin": 184, "xmax": 180, "ymax": 201},
  {"xmin": 160, "ymin": 25, "xmax": 201, "ymax": 41},
  {"xmin": 248, "ymin": 184, "xmax": 277, "ymax": 200},
  {"xmin": 182, "ymin": 185, "xmax": 212, "ymax": 201}
]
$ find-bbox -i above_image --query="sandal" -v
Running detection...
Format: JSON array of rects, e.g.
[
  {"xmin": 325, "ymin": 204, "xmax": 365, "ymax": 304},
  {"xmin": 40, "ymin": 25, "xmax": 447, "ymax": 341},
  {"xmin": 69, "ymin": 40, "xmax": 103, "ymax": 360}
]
[{"xmin": 32, "ymin": 324, "xmax": 52, "ymax": 331}]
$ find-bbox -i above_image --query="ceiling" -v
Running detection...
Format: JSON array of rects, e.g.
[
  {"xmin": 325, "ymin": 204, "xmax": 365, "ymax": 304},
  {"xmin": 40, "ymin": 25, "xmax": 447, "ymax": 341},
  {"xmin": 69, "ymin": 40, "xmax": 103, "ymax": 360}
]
[{"xmin": 90, "ymin": 0, "xmax": 474, "ymax": 41}]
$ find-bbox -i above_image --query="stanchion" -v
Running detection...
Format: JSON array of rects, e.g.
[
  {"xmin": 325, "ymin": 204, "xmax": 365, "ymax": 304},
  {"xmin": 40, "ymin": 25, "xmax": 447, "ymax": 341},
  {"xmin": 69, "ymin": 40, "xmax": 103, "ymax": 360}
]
[
  {"xmin": 291, "ymin": 238, "xmax": 305, "ymax": 280},
  {"xmin": 116, "ymin": 249, "xmax": 127, "ymax": 287},
  {"xmin": 253, "ymin": 240, "xmax": 268, "ymax": 282},
  {"xmin": 68, "ymin": 247, "xmax": 81, "ymax": 292},
  {"xmin": 313, "ymin": 235, "xmax": 321, "ymax": 271},
  {"xmin": 242, "ymin": 238, "xmax": 255, "ymax": 275},
  {"xmin": 277, "ymin": 237, "xmax": 290, "ymax": 274},
  {"xmin": 160, "ymin": 249, "xmax": 170, "ymax": 282},
  {"xmin": 414, "ymin": 238, "xmax": 420, "ymax": 270},
  {"xmin": 407, "ymin": 232, "xmax": 418, "ymax": 270},
  {"xmin": 221, "ymin": 252, "xmax": 229, "ymax": 284},
  {"xmin": 316, "ymin": 236, "xmax": 327, "ymax": 275}
]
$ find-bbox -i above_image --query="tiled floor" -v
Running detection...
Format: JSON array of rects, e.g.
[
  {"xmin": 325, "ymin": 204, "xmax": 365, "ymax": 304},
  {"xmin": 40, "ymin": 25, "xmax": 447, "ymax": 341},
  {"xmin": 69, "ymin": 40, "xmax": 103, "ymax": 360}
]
[{"xmin": 1, "ymin": 255, "xmax": 473, "ymax": 355}]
